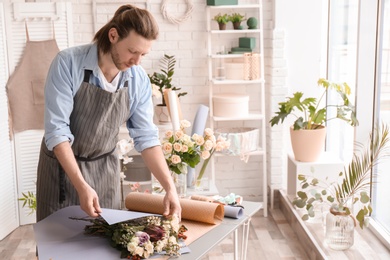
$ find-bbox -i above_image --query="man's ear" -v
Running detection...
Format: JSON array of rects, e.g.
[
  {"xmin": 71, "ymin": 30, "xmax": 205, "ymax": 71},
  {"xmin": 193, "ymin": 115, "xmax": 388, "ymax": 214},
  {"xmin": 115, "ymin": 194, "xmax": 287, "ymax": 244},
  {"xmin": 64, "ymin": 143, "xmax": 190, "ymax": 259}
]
[{"xmin": 108, "ymin": 28, "xmax": 118, "ymax": 43}]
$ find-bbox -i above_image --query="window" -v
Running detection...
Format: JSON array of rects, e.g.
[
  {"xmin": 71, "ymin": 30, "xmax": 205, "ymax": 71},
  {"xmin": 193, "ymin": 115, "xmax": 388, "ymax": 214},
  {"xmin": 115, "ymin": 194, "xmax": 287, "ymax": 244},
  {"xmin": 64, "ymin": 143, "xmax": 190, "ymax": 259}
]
[
  {"xmin": 371, "ymin": 0, "xmax": 390, "ymax": 243},
  {"xmin": 327, "ymin": 0, "xmax": 390, "ymax": 248}
]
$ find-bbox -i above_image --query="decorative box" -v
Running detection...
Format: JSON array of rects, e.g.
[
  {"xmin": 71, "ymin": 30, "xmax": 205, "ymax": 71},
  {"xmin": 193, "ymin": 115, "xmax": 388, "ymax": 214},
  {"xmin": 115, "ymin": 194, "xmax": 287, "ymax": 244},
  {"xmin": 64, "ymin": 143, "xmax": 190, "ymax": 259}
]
[
  {"xmin": 216, "ymin": 127, "xmax": 259, "ymax": 156},
  {"xmin": 213, "ymin": 93, "xmax": 249, "ymax": 117},
  {"xmin": 207, "ymin": 0, "xmax": 238, "ymax": 6},
  {"xmin": 225, "ymin": 62, "xmax": 244, "ymax": 80},
  {"xmin": 239, "ymin": 37, "xmax": 256, "ymax": 49}
]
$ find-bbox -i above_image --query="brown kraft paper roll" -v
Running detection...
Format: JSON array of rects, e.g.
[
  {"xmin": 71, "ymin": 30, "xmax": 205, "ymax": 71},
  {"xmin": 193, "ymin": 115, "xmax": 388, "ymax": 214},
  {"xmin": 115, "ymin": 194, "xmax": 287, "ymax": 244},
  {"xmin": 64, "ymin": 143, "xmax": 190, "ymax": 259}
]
[{"xmin": 125, "ymin": 192, "xmax": 224, "ymax": 224}]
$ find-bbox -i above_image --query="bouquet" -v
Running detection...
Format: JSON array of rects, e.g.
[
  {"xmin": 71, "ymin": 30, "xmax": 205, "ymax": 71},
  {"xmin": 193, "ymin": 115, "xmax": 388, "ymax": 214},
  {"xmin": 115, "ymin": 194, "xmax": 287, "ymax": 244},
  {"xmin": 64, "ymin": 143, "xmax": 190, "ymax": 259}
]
[
  {"xmin": 161, "ymin": 120, "xmax": 230, "ymax": 175},
  {"xmin": 71, "ymin": 214, "xmax": 187, "ymax": 259}
]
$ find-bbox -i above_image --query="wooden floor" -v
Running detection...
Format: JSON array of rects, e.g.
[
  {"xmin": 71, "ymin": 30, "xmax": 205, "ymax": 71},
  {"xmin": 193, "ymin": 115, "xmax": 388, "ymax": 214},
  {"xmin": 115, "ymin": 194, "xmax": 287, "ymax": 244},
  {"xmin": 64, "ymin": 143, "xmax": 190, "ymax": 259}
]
[{"xmin": 0, "ymin": 207, "xmax": 309, "ymax": 260}]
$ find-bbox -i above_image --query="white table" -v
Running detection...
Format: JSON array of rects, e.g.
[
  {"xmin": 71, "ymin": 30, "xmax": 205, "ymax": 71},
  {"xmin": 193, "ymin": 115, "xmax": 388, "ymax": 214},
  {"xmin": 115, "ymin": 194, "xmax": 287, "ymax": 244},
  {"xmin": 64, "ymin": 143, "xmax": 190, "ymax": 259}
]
[
  {"xmin": 180, "ymin": 201, "xmax": 262, "ymax": 260},
  {"xmin": 34, "ymin": 201, "xmax": 262, "ymax": 260}
]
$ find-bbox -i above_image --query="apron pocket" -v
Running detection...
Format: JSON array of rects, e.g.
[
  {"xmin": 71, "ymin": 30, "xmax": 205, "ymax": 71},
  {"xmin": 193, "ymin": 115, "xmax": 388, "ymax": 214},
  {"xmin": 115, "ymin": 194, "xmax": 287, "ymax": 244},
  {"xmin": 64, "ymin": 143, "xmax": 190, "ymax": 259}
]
[{"xmin": 31, "ymin": 79, "xmax": 45, "ymax": 105}]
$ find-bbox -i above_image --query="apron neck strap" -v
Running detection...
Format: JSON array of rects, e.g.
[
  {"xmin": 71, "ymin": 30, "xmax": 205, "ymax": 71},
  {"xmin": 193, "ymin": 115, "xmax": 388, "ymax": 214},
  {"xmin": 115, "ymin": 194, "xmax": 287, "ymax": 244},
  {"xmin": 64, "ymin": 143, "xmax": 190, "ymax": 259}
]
[{"xmin": 24, "ymin": 21, "xmax": 30, "ymax": 42}]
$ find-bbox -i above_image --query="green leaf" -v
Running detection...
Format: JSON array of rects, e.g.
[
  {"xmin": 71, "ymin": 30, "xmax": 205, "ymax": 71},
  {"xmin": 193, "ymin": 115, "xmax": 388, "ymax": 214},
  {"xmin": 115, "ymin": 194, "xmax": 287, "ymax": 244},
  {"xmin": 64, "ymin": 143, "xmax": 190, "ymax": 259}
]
[
  {"xmin": 327, "ymin": 196, "xmax": 334, "ymax": 203},
  {"xmin": 356, "ymin": 209, "xmax": 366, "ymax": 229},
  {"xmin": 301, "ymin": 183, "xmax": 309, "ymax": 189},
  {"xmin": 293, "ymin": 199, "xmax": 306, "ymax": 208},
  {"xmin": 311, "ymin": 178, "xmax": 319, "ymax": 185},
  {"xmin": 302, "ymin": 214, "xmax": 309, "ymax": 221},
  {"xmin": 360, "ymin": 191, "xmax": 370, "ymax": 204},
  {"xmin": 297, "ymin": 191, "xmax": 308, "ymax": 200}
]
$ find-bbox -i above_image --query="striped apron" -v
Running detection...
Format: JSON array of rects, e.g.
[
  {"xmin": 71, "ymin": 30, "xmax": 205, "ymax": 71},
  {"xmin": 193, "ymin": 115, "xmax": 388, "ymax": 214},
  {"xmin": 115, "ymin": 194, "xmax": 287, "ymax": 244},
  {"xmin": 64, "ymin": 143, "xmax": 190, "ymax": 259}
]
[{"xmin": 36, "ymin": 70, "xmax": 130, "ymax": 221}]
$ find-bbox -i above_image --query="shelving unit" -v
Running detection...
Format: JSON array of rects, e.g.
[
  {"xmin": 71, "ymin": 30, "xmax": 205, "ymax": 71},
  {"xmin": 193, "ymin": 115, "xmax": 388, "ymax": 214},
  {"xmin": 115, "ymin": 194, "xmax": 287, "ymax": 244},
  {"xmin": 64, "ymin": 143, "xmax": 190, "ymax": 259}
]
[{"xmin": 206, "ymin": 1, "xmax": 267, "ymax": 217}]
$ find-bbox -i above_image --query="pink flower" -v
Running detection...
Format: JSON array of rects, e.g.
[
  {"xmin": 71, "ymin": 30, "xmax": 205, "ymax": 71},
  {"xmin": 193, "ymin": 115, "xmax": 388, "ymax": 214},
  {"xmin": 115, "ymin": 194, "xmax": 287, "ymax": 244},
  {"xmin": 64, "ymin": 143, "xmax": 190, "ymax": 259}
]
[
  {"xmin": 170, "ymin": 155, "xmax": 181, "ymax": 164},
  {"xmin": 173, "ymin": 142, "xmax": 182, "ymax": 152},
  {"xmin": 162, "ymin": 142, "xmax": 173, "ymax": 153}
]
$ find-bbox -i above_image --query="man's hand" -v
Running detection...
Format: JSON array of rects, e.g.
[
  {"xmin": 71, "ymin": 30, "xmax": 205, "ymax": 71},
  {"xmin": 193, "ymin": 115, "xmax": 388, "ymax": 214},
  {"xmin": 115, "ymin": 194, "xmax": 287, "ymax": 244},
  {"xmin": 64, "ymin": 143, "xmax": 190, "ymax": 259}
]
[
  {"xmin": 77, "ymin": 184, "xmax": 102, "ymax": 217},
  {"xmin": 163, "ymin": 190, "xmax": 182, "ymax": 221}
]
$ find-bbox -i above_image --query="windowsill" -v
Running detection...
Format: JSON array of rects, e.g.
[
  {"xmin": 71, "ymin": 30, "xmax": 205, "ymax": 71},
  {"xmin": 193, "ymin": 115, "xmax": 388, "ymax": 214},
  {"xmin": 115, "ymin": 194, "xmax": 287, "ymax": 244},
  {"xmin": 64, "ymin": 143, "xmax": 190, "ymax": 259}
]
[{"xmin": 278, "ymin": 190, "xmax": 390, "ymax": 259}]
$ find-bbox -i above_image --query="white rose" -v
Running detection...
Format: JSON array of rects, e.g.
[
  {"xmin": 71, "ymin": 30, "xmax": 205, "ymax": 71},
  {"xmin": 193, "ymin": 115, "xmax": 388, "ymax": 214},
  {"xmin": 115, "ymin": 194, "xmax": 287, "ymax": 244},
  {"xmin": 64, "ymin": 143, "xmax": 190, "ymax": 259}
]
[
  {"xmin": 165, "ymin": 130, "xmax": 173, "ymax": 138},
  {"xmin": 134, "ymin": 246, "xmax": 144, "ymax": 256},
  {"xmin": 203, "ymin": 140, "xmax": 214, "ymax": 151},
  {"xmin": 180, "ymin": 119, "xmax": 191, "ymax": 129},
  {"xmin": 162, "ymin": 142, "xmax": 173, "ymax": 153},
  {"xmin": 127, "ymin": 242, "xmax": 137, "ymax": 253},
  {"xmin": 171, "ymin": 155, "xmax": 181, "ymax": 164},
  {"xmin": 204, "ymin": 128, "xmax": 214, "ymax": 137},
  {"xmin": 201, "ymin": 150, "xmax": 211, "ymax": 160},
  {"xmin": 173, "ymin": 142, "xmax": 182, "ymax": 152}
]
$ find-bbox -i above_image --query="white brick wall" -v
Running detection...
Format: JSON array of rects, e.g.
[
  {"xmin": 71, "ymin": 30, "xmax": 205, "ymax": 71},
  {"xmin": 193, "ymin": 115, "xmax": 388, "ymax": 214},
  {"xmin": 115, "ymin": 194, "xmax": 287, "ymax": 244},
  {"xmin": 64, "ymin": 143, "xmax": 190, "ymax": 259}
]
[{"xmin": 4, "ymin": 0, "xmax": 286, "ymax": 203}]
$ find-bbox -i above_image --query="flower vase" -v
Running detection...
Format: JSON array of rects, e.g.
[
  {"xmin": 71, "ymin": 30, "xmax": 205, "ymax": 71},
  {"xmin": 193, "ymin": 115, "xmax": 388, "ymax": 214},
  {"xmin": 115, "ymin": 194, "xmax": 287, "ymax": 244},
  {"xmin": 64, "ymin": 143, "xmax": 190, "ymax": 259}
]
[
  {"xmin": 173, "ymin": 172, "xmax": 187, "ymax": 198},
  {"xmin": 154, "ymin": 105, "xmax": 171, "ymax": 124},
  {"xmin": 152, "ymin": 171, "xmax": 187, "ymax": 198},
  {"xmin": 325, "ymin": 206, "xmax": 355, "ymax": 250},
  {"xmin": 195, "ymin": 157, "xmax": 211, "ymax": 191}
]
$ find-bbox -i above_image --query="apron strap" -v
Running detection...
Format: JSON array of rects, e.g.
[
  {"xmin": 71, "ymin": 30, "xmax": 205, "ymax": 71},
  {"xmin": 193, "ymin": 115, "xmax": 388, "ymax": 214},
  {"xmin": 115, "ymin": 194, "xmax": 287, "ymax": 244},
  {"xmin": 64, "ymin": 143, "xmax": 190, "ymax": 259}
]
[
  {"xmin": 83, "ymin": 70, "xmax": 93, "ymax": 83},
  {"xmin": 25, "ymin": 21, "xmax": 30, "ymax": 42}
]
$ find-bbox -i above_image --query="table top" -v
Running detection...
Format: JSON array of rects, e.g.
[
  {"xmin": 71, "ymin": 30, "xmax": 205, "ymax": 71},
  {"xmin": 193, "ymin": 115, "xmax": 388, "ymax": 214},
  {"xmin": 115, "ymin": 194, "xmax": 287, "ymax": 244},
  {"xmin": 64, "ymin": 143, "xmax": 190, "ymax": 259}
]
[
  {"xmin": 180, "ymin": 200, "xmax": 262, "ymax": 259},
  {"xmin": 34, "ymin": 201, "xmax": 262, "ymax": 260}
]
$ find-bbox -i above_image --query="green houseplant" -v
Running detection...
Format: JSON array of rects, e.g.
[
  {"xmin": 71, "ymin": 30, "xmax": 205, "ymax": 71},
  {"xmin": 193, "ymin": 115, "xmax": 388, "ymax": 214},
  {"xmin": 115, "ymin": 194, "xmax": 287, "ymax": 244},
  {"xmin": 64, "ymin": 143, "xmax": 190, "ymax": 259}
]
[
  {"xmin": 228, "ymin": 13, "xmax": 245, "ymax": 29},
  {"xmin": 270, "ymin": 78, "xmax": 358, "ymax": 130},
  {"xmin": 270, "ymin": 78, "xmax": 359, "ymax": 162},
  {"xmin": 213, "ymin": 13, "xmax": 229, "ymax": 30},
  {"xmin": 292, "ymin": 123, "xmax": 390, "ymax": 229},
  {"xmin": 148, "ymin": 54, "xmax": 187, "ymax": 107}
]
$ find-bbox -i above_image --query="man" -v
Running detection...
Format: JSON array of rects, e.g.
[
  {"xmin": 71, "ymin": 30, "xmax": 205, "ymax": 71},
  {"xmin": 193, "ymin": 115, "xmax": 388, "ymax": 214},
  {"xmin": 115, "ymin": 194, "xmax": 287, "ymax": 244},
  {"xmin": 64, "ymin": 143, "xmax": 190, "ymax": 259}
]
[{"xmin": 36, "ymin": 4, "xmax": 181, "ymax": 221}]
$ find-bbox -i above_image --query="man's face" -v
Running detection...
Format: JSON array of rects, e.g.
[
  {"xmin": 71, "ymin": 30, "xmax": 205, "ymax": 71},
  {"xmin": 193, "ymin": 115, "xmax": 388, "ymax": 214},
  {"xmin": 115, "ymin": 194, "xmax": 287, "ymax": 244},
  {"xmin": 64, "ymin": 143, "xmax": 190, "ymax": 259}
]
[{"xmin": 109, "ymin": 29, "xmax": 153, "ymax": 71}]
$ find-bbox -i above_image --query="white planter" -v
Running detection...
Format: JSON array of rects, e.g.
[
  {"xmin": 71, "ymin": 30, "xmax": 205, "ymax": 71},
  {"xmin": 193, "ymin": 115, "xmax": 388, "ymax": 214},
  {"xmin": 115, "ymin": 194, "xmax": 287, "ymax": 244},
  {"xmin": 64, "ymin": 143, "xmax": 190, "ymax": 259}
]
[
  {"xmin": 154, "ymin": 105, "xmax": 171, "ymax": 123},
  {"xmin": 290, "ymin": 125, "xmax": 326, "ymax": 162}
]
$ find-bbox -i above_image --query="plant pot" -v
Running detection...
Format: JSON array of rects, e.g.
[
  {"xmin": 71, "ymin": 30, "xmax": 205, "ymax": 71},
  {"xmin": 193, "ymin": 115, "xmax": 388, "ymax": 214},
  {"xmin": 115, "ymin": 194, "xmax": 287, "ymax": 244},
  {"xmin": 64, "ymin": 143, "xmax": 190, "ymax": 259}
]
[
  {"xmin": 290, "ymin": 125, "xmax": 326, "ymax": 162},
  {"xmin": 233, "ymin": 21, "xmax": 241, "ymax": 29},
  {"xmin": 154, "ymin": 105, "xmax": 171, "ymax": 124},
  {"xmin": 218, "ymin": 23, "xmax": 227, "ymax": 30}
]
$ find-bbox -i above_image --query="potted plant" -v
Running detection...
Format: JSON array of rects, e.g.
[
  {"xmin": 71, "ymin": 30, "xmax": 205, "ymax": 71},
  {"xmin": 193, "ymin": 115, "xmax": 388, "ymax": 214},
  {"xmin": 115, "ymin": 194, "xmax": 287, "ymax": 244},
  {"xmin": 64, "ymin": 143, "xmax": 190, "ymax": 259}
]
[
  {"xmin": 269, "ymin": 78, "xmax": 359, "ymax": 162},
  {"xmin": 148, "ymin": 54, "xmax": 187, "ymax": 123},
  {"xmin": 292, "ymin": 124, "xmax": 390, "ymax": 250},
  {"xmin": 213, "ymin": 13, "xmax": 229, "ymax": 30},
  {"xmin": 228, "ymin": 13, "xmax": 246, "ymax": 30}
]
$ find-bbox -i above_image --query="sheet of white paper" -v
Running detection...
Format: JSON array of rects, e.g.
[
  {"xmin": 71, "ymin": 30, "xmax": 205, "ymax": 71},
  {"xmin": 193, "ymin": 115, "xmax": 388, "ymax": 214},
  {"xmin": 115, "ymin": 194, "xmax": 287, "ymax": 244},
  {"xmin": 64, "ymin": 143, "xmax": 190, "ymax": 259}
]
[{"xmin": 99, "ymin": 208, "xmax": 159, "ymax": 225}]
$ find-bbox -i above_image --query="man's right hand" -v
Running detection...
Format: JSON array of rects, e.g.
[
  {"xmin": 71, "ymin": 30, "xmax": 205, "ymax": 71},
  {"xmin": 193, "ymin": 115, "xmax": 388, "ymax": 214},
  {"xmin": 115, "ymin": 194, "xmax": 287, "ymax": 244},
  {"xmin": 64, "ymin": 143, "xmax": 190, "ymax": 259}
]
[{"xmin": 78, "ymin": 184, "xmax": 102, "ymax": 217}]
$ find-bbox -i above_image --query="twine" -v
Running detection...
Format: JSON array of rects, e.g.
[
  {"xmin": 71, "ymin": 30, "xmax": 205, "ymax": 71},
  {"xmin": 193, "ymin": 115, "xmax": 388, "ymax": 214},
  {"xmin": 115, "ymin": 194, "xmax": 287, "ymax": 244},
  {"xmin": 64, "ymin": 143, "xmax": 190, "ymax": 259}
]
[{"xmin": 161, "ymin": 0, "xmax": 194, "ymax": 25}]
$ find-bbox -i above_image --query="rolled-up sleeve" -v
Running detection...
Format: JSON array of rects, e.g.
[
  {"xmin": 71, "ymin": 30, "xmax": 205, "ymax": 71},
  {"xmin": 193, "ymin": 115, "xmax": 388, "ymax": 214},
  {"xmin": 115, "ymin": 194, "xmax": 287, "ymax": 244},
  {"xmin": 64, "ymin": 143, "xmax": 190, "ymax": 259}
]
[
  {"xmin": 44, "ymin": 53, "xmax": 76, "ymax": 151},
  {"xmin": 127, "ymin": 67, "xmax": 160, "ymax": 152}
]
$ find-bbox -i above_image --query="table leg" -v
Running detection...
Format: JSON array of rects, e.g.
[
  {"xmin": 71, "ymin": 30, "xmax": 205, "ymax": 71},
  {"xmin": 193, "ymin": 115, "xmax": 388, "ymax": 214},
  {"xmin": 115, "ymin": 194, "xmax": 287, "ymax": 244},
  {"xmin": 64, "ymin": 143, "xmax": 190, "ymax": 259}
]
[
  {"xmin": 234, "ymin": 229, "xmax": 239, "ymax": 260},
  {"xmin": 240, "ymin": 217, "xmax": 251, "ymax": 260}
]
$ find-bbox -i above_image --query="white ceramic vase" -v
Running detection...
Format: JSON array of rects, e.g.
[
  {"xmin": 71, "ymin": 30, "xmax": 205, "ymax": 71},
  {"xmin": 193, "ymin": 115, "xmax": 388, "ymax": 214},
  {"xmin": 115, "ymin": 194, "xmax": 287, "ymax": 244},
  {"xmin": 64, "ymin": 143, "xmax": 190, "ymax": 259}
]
[{"xmin": 154, "ymin": 105, "xmax": 171, "ymax": 124}]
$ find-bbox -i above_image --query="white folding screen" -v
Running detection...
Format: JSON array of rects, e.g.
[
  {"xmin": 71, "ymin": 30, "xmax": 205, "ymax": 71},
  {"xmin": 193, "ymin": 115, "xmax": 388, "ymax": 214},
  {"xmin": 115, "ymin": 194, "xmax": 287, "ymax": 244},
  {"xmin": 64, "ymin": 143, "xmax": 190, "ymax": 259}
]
[
  {"xmin": 3, "ymin": 2, "xmax": 74, "ymax": 226},
  {"xmin": 0, "ymin": 2, "xmax": 19, "ymax": 241}
]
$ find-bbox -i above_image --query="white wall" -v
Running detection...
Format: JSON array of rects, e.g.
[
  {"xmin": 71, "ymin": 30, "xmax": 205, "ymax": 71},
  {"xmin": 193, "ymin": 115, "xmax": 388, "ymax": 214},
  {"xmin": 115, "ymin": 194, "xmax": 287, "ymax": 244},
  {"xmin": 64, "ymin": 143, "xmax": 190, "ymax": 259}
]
[
  {"xmin": 274, "ymin": 0, "xmax": 327, "ymax": 96},
  {"xmin": 268, "ymin": 0, "xmax": 328, "ymax": 191}
]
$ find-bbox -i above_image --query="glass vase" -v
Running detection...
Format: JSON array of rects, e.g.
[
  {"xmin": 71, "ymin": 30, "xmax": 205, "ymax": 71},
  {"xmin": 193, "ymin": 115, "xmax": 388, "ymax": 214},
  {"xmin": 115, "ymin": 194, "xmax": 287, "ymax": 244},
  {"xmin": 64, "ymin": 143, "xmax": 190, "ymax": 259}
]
[
  {"xmin": 152, "ymin": 171, "xmax": 187, "ymax": 198},
  {"xmin": 325, "ymin": 207, "xmax": 355, "ymax": 250}
]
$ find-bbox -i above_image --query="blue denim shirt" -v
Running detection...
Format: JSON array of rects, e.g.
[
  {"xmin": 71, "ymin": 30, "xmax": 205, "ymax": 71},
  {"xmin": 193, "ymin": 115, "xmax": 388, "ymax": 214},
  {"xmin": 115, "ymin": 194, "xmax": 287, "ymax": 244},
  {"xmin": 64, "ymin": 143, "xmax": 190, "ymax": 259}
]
[{"xmin": 44, "ymin": 43, "xmax": 159, "ymax": 152}]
